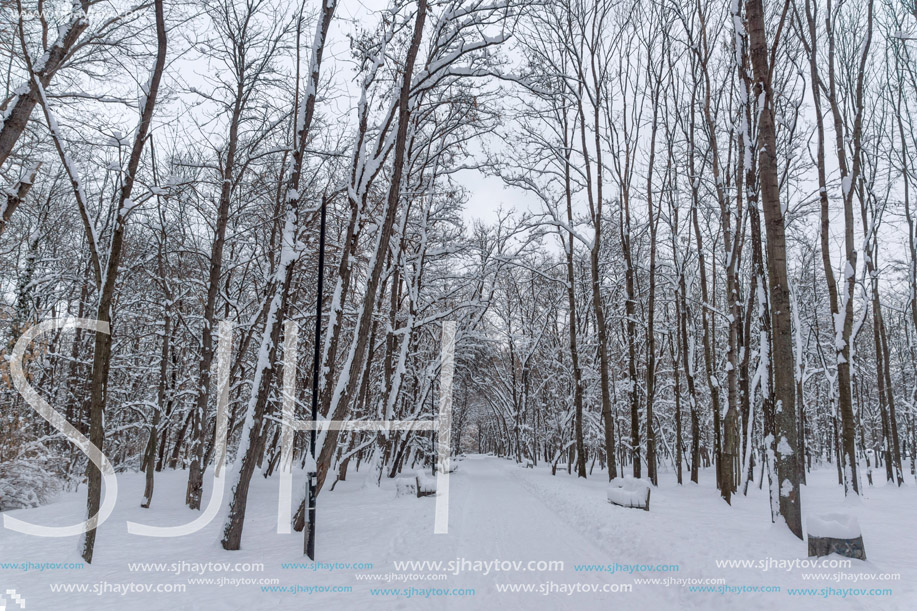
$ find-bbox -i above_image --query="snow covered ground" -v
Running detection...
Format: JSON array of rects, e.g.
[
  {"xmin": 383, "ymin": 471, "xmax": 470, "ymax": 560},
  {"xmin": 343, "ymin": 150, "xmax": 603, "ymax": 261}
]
[{"xmin": 1, "ymin": 455, "xmax": 914, "ymax": 610}]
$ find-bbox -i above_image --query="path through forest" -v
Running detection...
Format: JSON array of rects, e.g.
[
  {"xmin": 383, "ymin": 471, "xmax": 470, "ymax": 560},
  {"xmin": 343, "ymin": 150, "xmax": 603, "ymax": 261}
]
[{"xmin": 4, "ymin": 455, "xmax": 914, "ymax": 609}]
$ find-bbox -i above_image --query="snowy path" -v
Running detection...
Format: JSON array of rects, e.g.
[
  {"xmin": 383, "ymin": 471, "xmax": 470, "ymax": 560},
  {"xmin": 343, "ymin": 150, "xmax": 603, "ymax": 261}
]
[
  {"xmin": 1, "ymin": 455, "xmax": 914, "ymax": 610},
  {"xmin": 386, "ymin": 454, "xmax": 668, "ymax": 609}
]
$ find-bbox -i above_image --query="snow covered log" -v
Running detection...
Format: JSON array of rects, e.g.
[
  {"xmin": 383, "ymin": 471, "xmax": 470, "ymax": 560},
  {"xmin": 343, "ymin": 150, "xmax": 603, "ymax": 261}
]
[
  {"xmin": 807, "ymin": 513, "xmax": 866, "ymax": 560},
  {"xmin": 606, "ymin": 477, "xmax": 651, "ymax": 511},
  {"xmin": 416, "ymin": 474, "xmax": 437, "ymax": 497}
]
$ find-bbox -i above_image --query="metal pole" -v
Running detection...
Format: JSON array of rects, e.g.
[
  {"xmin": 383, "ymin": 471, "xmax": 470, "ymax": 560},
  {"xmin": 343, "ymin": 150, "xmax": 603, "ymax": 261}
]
[
  {"xmin": 430, "ymin": 380, "xmax": 436, "ymax": 476},
  {"xmin": 306, "ymin": 195, "xmax": 327, "ymax": 559}
]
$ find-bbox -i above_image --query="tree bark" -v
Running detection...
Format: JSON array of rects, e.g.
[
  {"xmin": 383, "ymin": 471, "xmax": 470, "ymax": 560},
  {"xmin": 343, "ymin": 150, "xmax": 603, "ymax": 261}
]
[
  {"xmin": 80, "ymin": 0, "xmax": 167, "ymax": 562},
  {"xmin": 745, "ymin": 0, "xmax": 802, "ymax": 539}
]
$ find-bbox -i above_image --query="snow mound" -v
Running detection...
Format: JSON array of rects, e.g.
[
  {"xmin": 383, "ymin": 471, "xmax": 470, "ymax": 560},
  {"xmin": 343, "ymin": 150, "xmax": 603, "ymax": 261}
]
[{"xmin": 807, "ymin": 512, "xmax": 861, "ymax": 539}]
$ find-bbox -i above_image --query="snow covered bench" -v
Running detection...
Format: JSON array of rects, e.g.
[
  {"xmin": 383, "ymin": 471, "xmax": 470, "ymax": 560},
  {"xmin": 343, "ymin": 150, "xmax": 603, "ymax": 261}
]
[
  {"xmin": 807, "ymin": 513, "xmax": 866, "ymax": 561},
  {"xmin": 396, "ymin": 476, "xmax": 418, "ymax": 498},
  {"xmin": 396, "ymin": 472, "xmax": 438, "ymax": 498},
  {"xmin": 416, "ymin": 474, "xmax": 437, "ymax": 497},
  {"xmin": 607, "ymin": 477, "xmax": 651, "ymax": 511}
]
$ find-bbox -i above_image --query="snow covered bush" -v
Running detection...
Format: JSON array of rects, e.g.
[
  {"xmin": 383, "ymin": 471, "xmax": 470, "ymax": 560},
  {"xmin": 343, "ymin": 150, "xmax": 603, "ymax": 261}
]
[{"xmin": 0, "ymin": 452, "xmax": 64, "ymax": 511}]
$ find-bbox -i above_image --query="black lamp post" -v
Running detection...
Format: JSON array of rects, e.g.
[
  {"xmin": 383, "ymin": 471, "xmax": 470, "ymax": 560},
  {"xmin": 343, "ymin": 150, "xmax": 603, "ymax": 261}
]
[{"xmin": 306, "ymin": 194, "xmax": 327, "ymax": 559}]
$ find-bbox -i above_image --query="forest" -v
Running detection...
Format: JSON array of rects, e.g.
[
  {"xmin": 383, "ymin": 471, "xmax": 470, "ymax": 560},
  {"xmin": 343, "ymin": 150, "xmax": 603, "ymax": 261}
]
[{"xmin": 1, "ymin": 0, "xmax": 916, "ymax": 582}]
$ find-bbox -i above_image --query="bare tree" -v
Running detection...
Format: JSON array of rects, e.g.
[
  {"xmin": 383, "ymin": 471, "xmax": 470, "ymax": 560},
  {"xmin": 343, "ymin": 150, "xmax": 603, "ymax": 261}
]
[{"xmin": 744, "ymin": 0, "xmax": 802, "ymax": 539}]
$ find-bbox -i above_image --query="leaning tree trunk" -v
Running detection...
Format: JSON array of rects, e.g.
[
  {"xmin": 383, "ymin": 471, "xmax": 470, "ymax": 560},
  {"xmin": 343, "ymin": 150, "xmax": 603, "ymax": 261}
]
[
  {"xmin": 313, "ymin": 0, "xmax": 429, "ymax": 507},
  {"xmin": 0, "ymin": 2, "xmax": 91, "ymax": 170},
  {"xmin": 1, "ymin": 163, "xmax": 41, "ymax": 236},
  {"xmin": 220, "ymin": 0, "xmax": 337, "ymax": 551},
  {"xmin": 80, "ymin": 0, "xmax": 167, "ymax": 563}
]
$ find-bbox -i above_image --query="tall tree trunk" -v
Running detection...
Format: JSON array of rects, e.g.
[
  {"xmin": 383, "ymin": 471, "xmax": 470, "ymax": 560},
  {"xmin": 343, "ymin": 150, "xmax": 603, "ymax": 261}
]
[
  {"xmin": 142, "ymin": 305, "xmax": 170, "ymax": 508},
  {"xmin": 799, "ymin": 0, "xmax": 861, "ymax": 495},
  {"xmin": 187, "ymin": 72, "xmax": 245, "ymax": 510},
  {"xmin": 573, "ymin": 33, "xmax": 618, "ymax": 479},
  {"xmin": 221, "ymin": 0, "xmax": 337, "ymax": 551},
  {"xmin": 644, "ymin": 76, "xmax": 660, "ymax": 486},
  {"xmin": 745, "ymin": 0, "xmax": 802, "ymax": 539},
  {"xmin": 80, "ymin": 0, "xmax": 167, "ymax": 562},
  {"xmin": 563, "ymin": 113, "xmax": 587, "ymax": 479},
  {"xmin": 312, "ymin": 0, "xmax": 427, "ymax": 511}
]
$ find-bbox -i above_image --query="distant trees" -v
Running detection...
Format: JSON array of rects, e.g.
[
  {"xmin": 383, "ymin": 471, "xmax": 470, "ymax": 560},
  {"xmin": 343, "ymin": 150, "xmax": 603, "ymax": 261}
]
[{"xmin": 481, "ymin": 0, "xmax": 915, "ymax": 540}]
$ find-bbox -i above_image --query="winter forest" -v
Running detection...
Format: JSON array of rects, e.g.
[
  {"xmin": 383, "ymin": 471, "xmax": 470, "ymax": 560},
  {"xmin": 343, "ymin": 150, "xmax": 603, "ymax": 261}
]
[{"xmin": 1, "ymin": 0, "xmax": 917, "ymax": 609}]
